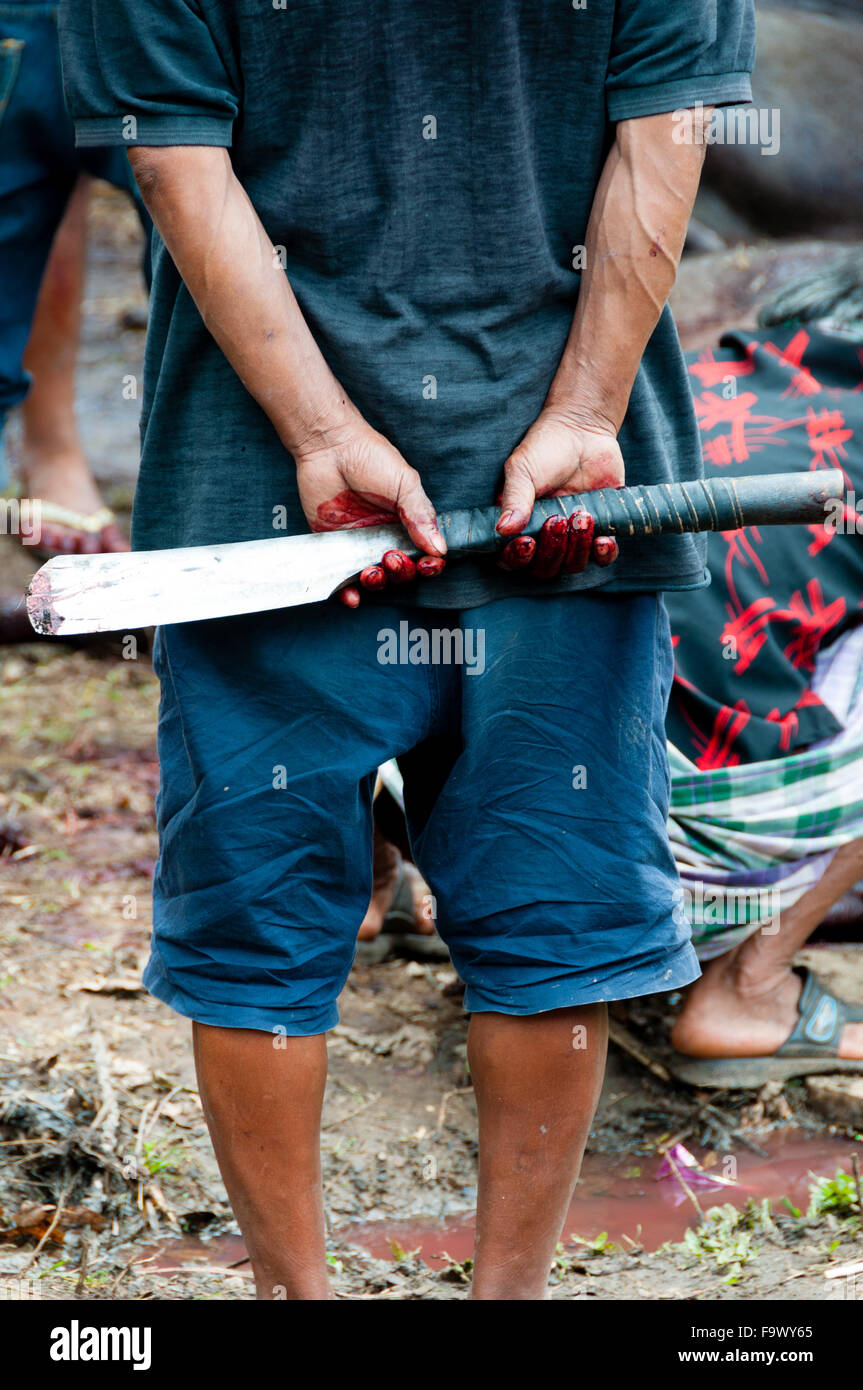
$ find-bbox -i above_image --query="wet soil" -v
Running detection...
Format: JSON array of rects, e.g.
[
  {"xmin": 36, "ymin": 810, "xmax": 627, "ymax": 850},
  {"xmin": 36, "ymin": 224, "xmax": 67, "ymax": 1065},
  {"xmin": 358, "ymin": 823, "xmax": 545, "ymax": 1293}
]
[{"xmin": 343, "ymin": 1129, "xmax": 860, "ymax": 1267}]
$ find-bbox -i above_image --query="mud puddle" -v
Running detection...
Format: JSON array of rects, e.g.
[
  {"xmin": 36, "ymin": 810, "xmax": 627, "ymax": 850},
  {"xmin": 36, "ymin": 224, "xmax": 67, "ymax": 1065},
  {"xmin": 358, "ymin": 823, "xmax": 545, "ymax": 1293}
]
[
  {"xmin": 136, "ymin": 1233, "xmax": 248, "ymax": 1275},
  {"xmin": 343, "ymin": 1129, "xmax": 858, "ymax": 1267},
  {"xmin": 137, "ymin": 1128, "xmax": 859, "ymax": 1275}
]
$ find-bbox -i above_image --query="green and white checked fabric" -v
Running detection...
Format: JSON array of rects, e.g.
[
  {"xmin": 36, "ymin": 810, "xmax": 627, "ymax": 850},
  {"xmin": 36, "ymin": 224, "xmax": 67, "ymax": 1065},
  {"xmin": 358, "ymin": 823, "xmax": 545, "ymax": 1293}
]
[{"xmin": 669, "ymin": 624, "xmax": 863, "ymax": 959}]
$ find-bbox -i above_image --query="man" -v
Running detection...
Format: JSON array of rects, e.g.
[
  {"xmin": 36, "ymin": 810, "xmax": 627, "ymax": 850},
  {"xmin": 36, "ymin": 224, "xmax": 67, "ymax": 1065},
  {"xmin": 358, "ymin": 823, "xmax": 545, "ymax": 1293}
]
[{"xmin": 58, "ymin": 1, "xmax": 754, "ymax": 1300}]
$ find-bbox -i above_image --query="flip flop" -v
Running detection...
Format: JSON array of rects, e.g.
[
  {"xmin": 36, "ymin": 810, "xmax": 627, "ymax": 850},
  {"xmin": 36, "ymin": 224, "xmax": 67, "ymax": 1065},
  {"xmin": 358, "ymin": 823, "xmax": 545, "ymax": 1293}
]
[
  {"xmin": 28, "ymin": 503, "xmax": 126, "ymax": 560},
  {"xmin": 354, "ymin": 861, "xmax": 450, "ymax": 965},
  {"xmin": 668, "ymin": 966, "xmax": 863, "ymax": 1089}
]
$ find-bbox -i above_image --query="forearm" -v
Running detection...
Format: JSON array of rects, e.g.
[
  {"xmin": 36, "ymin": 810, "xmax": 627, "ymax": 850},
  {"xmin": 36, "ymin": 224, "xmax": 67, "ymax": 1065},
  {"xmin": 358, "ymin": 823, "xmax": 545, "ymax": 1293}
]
[
  {"xmin": 546, "ymin": 109, "xmax": 711, "ymax": 433},
  {"xmin": 128, "ymin": 146, "xmax": 353, "ymax": 454}
]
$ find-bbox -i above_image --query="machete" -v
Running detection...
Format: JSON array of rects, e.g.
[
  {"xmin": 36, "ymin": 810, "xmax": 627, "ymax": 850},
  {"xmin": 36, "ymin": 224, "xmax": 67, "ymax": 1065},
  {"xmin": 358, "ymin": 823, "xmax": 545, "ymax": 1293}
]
[{"xmin": 26, "ymin": 469, "xmax": 844, "ymax": 636}]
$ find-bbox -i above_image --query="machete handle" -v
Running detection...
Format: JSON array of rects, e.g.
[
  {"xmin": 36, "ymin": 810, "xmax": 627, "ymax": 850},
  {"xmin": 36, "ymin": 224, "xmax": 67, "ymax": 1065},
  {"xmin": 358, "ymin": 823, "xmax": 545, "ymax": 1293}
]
[{"xmin": 436, "ymin": 470, "xmax": 845, "ymax": 554}]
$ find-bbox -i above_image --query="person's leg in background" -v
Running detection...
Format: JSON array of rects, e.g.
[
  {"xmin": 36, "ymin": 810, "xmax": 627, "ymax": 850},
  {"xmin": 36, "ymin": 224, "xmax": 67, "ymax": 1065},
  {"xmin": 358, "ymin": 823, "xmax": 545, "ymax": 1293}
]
[
  {"xmin": 357, "ymin": 818, "xmax": 436, "ymax": 942},
  {"xmin": 672, "ymin": 836, "xmax": 863, "ymax": 1059},
  {"xmin": 0, "ymin": 5, "xmax": 144, "ymax": 552},
  {"xmin": 15, "ymin": 172, "xmax": 128, "ymax": 553},
  {"xmin": 0, "ymin": 19, "xmax": 72, "ymax": 493}
]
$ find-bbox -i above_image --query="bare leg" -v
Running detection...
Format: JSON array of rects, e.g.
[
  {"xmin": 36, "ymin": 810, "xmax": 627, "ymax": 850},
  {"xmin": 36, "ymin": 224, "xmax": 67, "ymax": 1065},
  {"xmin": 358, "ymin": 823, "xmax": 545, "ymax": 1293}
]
[
  {"xmin": 672, "ymin": 837, "xmax": 863, "ymax": 1059},
  {"xmin": 468, "ymin": 1004, "xmax": 607, "ymax": 1301},
  {"xmin": 193, "ymin": 1023, "xmax": 331, "ymax": 1300},
  {"xmin": 18, "ymin": 175, "xmax": 127, "ymax": 554}
]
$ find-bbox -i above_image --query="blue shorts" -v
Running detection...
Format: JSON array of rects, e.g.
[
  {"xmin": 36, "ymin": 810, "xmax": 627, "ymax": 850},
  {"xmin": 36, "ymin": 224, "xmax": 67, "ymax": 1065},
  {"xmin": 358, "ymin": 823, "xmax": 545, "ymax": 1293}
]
[{"xmin": 146, "ymin": 591, "xmax": 699, "ymax": 1034}]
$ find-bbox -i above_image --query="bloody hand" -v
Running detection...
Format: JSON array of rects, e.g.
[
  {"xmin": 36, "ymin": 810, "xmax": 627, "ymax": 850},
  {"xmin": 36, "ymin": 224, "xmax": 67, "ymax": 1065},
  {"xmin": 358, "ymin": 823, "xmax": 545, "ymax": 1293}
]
[
  {"xmin": 341, "ymin": 551, "xmax": 446, "ymax": 607},
  {"xmin": 290, "ymin": 414, "xmax": 447, "ymax": 608},
  {"xmin": 495, "ymin": 409, "xmax": 623, "ymax": 578},
  {"xmin": 497, "ymin": 511, "xmax": 618, "ymax": 578}
]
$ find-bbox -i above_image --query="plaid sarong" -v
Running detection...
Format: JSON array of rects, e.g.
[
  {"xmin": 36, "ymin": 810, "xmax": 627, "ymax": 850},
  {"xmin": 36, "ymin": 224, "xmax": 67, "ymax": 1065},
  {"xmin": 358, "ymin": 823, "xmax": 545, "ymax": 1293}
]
[{"xmin": 669, "ymin": 623, "xmax": 863, "ymax": 959}]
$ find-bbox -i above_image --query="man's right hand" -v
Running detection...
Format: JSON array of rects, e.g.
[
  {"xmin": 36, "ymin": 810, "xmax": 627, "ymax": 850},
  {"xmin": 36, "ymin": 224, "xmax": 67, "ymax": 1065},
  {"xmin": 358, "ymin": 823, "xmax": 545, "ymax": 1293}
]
[{"xmin": 293, "ymin": 418, "xmax": 447, "ymax": 607}]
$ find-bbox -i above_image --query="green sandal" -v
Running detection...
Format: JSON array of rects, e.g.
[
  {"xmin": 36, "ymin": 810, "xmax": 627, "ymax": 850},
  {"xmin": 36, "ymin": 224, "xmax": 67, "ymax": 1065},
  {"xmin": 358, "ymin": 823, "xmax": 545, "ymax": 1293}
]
[{"xmin": 669, "ymin": 966, "xmax": 863, "ymax": 1089}]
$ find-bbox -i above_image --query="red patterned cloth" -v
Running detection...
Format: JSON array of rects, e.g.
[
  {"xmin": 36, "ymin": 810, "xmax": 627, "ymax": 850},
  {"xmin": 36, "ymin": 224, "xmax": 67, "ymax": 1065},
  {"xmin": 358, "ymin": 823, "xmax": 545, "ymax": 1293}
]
[{"xmin": 665, "ymin": 326, "xmax": 863, "ymax": 767}]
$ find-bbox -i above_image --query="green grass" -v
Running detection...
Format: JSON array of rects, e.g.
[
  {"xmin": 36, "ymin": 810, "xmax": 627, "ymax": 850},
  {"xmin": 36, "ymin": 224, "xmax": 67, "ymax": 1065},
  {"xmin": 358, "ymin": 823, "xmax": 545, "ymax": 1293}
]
[
  {"xmin": 807, "ymin": 1169, "xmax": 860, "ymax": 1220},
  {"xmin": 141, "ymin": 1138, "xmax": 184, "ymax": 1176}
]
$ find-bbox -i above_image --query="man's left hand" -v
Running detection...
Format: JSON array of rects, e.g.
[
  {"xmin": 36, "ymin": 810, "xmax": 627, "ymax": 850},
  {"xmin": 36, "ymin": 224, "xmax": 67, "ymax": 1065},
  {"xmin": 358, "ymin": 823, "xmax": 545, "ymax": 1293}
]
[{"xmin": 496, "ymin": 409, "xmax": 624, "ymax": 576}]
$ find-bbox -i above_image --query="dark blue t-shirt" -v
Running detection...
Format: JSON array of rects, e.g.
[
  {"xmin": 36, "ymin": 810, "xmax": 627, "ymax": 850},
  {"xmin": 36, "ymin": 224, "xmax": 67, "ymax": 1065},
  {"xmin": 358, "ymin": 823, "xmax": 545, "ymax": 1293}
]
[{"xmin": 58, "ymin": 0, "xmax": 754, "ymax": 606}]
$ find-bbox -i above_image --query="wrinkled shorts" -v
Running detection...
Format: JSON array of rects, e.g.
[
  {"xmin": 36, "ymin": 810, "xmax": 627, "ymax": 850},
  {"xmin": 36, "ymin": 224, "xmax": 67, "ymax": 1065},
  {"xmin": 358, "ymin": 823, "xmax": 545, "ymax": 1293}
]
[{"xmin": 146, "ymin": 590, "xmax": 699, "ymax": 1034}]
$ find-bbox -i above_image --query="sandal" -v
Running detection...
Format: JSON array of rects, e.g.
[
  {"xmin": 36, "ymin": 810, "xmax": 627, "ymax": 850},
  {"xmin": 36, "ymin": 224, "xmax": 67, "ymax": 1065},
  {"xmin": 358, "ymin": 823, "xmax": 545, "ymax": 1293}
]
[
  {"xmin": 28, "ymin": 503, "xmax": 127, "ymax": 559},
  {"xmin": 668, "ymin": 966, "xmax": 863, "ymax": 1088}
]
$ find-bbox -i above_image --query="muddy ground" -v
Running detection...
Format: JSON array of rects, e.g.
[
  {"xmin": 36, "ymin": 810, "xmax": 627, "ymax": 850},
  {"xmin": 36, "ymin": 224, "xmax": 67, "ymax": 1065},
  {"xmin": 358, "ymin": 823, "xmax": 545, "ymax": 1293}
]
[{"xmin": 1, "ymin": 189, "xmax": 863, "ymax": 1302}]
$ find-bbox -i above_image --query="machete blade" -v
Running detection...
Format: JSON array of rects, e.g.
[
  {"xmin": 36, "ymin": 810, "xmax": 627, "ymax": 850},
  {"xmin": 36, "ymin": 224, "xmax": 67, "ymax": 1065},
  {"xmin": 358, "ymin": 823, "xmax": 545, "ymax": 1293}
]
[{"xmin": 26, "ymin": 523, "xmax": 411, "ymax": 636}]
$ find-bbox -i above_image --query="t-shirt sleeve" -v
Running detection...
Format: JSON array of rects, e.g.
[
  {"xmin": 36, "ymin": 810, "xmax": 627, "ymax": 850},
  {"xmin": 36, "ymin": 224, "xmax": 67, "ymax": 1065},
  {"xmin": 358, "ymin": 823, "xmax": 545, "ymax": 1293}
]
[
  {"xmin": 58, "ymin": 0, "xmax": 238, "ymax": 147},
  {"xmin": 606, "ymin": 0, "xmax": 755, "ymax": 123}
]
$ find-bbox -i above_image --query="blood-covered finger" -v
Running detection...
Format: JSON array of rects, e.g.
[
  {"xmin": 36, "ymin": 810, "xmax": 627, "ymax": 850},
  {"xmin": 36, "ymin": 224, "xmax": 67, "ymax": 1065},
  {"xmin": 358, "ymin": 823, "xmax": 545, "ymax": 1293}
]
[
  {"xmin": 381, "ymin": 550, "xmax": 417, "ymax": 583},
  {"xmin": 531, "ymin": 514, "xmax": 568, "ymax": 579},
  {"xmin": 339, "ymin": 586, "xmax": 362, "ymax": 608},
  {"xmin": 592, "ymin": 535, "xmax": 619, "ymax": 568},
  {"xmin": 564, "ymin": 510, "xmax": 594, "ymax": 574},
  {"xmin": 497, "ymin": 535, "xmax": 536, "ymax": 571},
  {"xmin": 359, "ymin": 564, "xmax": 387, "ymax": 591},
  {"xmin": 416, "ymin": 556, "xmax": 446, "ymax": 579},
  {"xmin": 392, "ymin": 465, "xmax": 446, "ymax": 555}
]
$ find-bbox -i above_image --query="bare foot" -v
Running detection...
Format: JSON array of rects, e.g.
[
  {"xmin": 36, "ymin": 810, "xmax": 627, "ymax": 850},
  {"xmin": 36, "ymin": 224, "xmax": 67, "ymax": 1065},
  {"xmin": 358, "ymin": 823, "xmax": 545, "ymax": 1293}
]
[
  {"xmin": 14, "ymin": 175, "xmax": 128, "ymax": 557},
  {"xmin": 19, "ymin": 442, "xmax": 128, "ymax": 554},
  {"xmin": 357, "ymin": 828, "xmax": 435, "ymax": 941},
  {"xmin": 672, "ymin": 949, "xmax": 863, "ymax": 1060}
]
